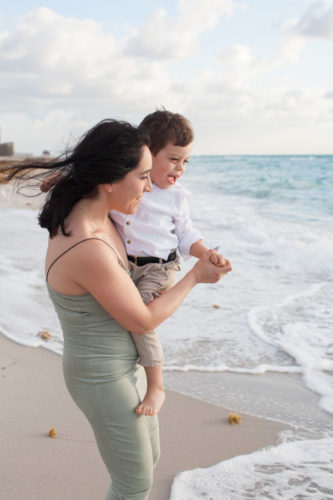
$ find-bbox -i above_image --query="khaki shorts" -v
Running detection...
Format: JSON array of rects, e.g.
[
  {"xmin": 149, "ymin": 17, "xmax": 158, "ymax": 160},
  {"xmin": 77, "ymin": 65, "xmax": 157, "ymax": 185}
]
[{"xmin": 130, "ymin": 254, "xmax": 180, "ymax": 366}]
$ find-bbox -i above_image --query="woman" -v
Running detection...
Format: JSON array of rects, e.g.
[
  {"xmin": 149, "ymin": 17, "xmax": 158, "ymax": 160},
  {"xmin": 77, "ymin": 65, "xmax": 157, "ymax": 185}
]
[{"xmin": 2, "ymin": 119, "xmax": 231, "ymax": 499}]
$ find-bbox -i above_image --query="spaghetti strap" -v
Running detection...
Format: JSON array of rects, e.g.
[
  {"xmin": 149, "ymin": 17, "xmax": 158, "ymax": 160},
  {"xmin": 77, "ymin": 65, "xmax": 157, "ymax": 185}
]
[{"xmin": 46, "ymin": 237, "xmax": 126, "ymax": 281}]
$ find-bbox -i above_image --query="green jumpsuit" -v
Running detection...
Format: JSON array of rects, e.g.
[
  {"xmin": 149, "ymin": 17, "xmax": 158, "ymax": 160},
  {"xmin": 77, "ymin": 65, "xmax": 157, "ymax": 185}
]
[{"xmin": 46, "ymin": 238, "xmax": 160, "ymax": 500}]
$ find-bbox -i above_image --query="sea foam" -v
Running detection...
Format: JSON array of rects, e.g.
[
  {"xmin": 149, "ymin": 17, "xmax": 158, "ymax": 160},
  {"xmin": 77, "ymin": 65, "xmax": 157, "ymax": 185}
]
[{"xmin": 170, "ymin": 438, "xmax": 333, "ymax": 500}]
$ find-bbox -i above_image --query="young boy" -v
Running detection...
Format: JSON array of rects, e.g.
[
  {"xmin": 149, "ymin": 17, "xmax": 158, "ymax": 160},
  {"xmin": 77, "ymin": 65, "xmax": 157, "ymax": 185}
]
[{"xmin": 110, "ymin": 109, "xmax": 225, "ymax": 416}]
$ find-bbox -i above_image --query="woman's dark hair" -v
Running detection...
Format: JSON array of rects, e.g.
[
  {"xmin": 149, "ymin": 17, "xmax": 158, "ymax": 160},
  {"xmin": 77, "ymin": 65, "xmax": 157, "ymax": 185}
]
[{"xmin": 1, "ymin": 119, "xmax": 150, "ymax": 237}]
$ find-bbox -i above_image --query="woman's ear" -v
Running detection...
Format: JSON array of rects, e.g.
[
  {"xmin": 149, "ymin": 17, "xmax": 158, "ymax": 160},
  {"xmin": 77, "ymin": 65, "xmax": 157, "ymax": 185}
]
[{"xmin": 102, "ymin": 183, "xmax": 113, "ymax": 193}]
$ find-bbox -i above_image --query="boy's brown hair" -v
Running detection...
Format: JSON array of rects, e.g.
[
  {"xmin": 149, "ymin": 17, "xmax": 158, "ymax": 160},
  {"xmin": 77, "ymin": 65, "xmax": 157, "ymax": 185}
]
[{"xmin": 139, "ymin": 108, "xmax": 194, "ymax": 156}]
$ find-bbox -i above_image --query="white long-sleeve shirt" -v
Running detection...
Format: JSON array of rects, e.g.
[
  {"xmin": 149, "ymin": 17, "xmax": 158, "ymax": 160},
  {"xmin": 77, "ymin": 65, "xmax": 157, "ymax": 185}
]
[{"xmin": 110, "ymin": 183, "xmax": 202, "ymax": 260}]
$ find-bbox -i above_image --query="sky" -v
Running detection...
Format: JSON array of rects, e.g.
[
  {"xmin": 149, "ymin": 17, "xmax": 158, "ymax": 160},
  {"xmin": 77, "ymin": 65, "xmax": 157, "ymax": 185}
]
[{"xmin": 0, "ymin": 0, "xmax": 332, "ymax": 155}]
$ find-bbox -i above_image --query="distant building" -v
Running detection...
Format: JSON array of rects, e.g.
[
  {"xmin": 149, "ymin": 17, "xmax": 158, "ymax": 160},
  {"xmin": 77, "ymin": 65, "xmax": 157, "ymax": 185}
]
[{"xmin": 0, "ymin": 142, "xmax": 14, "ymax": 156}]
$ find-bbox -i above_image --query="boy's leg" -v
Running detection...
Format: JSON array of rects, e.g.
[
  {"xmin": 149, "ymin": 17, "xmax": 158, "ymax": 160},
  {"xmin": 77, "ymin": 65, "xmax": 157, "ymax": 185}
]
[
  {"xmin": 136, "ymin": 364, "xmax": 165, "ymax": 416},
  {"xmin": 130, "ymin": 258, "xmax": 180, "ymax": 416}
]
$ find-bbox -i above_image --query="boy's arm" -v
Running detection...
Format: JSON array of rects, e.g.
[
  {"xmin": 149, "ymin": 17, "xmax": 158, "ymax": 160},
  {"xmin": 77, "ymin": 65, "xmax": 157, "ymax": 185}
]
[
  {"xmin": 174, "ymin": 188, "xmax": 226, "ymax": 267},
  {"xmin": 174, "ymin": 192, "xmax": 203, "ymax": 259},
  {"xmin": 190, "ymin": 239, "xmax": 209, "ymax": 259}
]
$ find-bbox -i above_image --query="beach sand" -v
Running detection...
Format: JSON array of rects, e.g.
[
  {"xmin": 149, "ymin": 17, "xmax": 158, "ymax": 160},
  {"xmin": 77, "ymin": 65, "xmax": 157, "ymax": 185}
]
[{"xmin": 0, "ymin": 334, "xmax": 288, "ymax": 500}]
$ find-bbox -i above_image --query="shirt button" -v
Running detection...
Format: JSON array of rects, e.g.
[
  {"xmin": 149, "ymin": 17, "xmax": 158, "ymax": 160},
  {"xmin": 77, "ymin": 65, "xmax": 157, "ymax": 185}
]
[
  {"xmin": 127, "ymin": 240, "xmax": 131, "ymax": 244},
  {"xmin": 126, "ymin": 221, "xmax": 130, "ymax": 225}
]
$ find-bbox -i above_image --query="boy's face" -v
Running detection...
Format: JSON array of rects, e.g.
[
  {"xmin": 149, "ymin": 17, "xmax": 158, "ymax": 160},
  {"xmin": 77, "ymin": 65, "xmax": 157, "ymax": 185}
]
[{"xmin": 150, "ymin": 142, "xmax": 192, "ymax": 190}]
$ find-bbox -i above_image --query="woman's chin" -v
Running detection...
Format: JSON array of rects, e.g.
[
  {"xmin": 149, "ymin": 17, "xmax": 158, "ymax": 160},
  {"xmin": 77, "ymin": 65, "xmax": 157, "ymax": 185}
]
[{"xmin": 115, "ymin": 206, "xmax": 138, "ymax": 215}]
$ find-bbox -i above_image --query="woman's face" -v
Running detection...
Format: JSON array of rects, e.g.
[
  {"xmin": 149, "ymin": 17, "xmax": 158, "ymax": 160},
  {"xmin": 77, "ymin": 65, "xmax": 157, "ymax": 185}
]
[{"xmin": 110, "ymin": 145, "xmax": 152, "ymax": 214}]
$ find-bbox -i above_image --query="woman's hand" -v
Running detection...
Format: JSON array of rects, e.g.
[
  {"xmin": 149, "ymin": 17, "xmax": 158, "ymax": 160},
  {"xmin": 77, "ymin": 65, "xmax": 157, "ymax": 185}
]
[
  {"xmin": 209, "ymin": 249, "xmax": 227, "ymax": 268},
  {"xmin": 192, "ymin": 250, "xmax": 232, "ymax": 284}
]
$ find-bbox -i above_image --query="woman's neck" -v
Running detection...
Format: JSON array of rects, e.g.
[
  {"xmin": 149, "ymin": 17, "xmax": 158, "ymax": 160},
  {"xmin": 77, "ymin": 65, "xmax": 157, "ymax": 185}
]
[{"xmin": 72, "ymin": 196, "xmax": 111, "ymax": 236}]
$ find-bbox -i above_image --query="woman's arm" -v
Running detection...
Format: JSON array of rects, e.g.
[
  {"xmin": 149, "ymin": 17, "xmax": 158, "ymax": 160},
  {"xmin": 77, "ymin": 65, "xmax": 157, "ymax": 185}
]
[{"xmin": 66, "ymin": 241, "xmax": 231, "ymax": 335}]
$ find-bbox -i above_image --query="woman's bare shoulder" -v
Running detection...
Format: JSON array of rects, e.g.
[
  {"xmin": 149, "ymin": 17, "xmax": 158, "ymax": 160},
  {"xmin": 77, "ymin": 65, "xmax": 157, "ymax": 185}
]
[{"xmin": 46, "ymin": 236, "xmax": 121, "ymax": 295}]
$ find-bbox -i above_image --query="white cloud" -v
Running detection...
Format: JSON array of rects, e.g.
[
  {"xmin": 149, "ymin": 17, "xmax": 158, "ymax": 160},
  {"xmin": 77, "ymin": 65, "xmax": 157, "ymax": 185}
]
[
  {"xmin": 0, "ymin": 8, "xmax": 118, "ymax": 78},
  {"xmin": 125, "ymin": 0, "xmax": 234, "ymax": 59},
  {"xmin": 182, "ymin": 25, "xmax": 332, "ymax": 136},
  {"xmin": 178, "ymin": 0, "xmax": 234, "ymax": 32},
  {"xmin": 275, "ymin": 26, "xmax": 307, "ymax": 65},
  {"xmin": 292, "ymin": 1, "xmax": 333, "ymax": 39},
  {"xmin": 0, "ymin": 7, "xmax": 176, "ymax": 115},
  {"xmin": 274, "ymin": 1, "xmax": 333, "ymax": 65},
  {"xmin": 216, "ymin": 44, "xmax": 265, "ymax": 91},
  {"xmin": 0, "ymin": 2, "xmax": 236, "ymax": 120}
]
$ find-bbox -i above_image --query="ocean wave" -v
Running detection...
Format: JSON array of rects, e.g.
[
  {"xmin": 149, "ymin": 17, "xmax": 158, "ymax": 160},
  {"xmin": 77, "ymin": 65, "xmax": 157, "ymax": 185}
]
[
  {"xmin": 248, "ymin": 283, "xmax": 333, "ymax": 414},
  {"xmin": 170, "ymin": 437, "xmax": 333, "ymax": 500},
  {"xmin": 163, "ymin": 364, "xmax": 301, "ymax": 374}
]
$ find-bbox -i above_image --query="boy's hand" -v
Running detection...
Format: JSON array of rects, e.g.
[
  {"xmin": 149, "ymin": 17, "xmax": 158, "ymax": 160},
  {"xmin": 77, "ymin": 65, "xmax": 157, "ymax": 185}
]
[{"xmin": 209, "ymin": 250, "xmax": 227, "ymax": 268}]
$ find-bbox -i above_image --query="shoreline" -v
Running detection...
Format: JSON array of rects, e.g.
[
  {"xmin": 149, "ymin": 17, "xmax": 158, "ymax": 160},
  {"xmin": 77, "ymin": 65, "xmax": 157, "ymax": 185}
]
[
  {"xmin": 163, "ymin": 370, "xmax": 333, "ymax": 437},
  {"xmin": 0, "ymin": 333, "xmax": 287, "ymax": 500}
]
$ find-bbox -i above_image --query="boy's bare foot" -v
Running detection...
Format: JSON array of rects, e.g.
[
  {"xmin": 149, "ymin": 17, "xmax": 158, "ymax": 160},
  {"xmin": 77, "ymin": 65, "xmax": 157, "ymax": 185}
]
[{"xmin": 136, "ymin": 387, "xmax": 165, "ymax": 416}]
